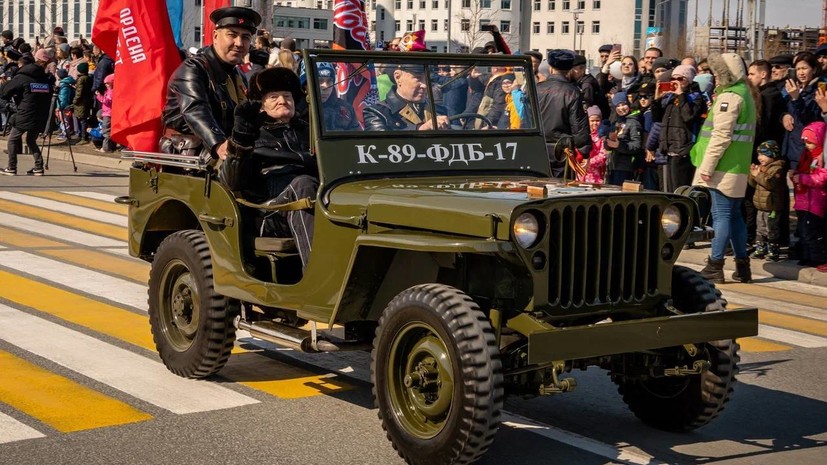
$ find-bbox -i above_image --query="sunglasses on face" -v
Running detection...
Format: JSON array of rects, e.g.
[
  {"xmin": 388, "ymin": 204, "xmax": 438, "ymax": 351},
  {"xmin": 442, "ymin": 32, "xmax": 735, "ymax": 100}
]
[{"xmin": 673, "ymin": 76, "xmax": 687, "ymax": 82}]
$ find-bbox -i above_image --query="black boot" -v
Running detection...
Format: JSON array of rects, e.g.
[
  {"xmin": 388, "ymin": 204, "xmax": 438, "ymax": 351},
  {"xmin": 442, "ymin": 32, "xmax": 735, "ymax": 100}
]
[
  {"xmin": 751, "ymin": 242, "xmax": 767, "ymax": 259},
  {"xmin": 732, "ymin": 257, "xmax": 752, "ymax": 283},
  {"xmin": 767, "ymin": 243, "xmax": 781, "ymax": 261},
  {"xmin": 701, "ymin": 257, "xmax": 725, "ymax": 284}
]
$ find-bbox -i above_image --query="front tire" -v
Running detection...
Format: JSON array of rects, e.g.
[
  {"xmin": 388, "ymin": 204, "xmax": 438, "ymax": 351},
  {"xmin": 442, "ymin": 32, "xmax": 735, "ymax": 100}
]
[
  {"xmin": 148, "ymin": 230, "xmax": 238, "ymax": 378},
  {"xmin": 371, "ymin": 284, "xmax": 503, "ymax": 465},
  {"xmin": 615, "ymin": 266, "xmax": 739, "ymax": 431}
]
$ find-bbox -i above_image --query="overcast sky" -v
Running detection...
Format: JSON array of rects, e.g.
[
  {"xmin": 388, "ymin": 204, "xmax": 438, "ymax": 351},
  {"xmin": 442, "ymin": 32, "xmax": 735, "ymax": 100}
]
[{"xmin": 692, "ymin": 0, "xmax": 822, "ymax": 28}]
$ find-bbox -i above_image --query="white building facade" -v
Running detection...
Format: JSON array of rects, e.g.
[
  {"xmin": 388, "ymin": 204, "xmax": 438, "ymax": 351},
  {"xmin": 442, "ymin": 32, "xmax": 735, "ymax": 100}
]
[{"xmin": 0, "ymin": 0, "xmax": 100, "ymax": 45}]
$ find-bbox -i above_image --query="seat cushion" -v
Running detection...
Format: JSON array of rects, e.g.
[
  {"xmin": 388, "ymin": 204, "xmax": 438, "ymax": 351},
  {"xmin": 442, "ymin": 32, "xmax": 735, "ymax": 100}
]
[{"xmin": 254, "ymin": 237, "xmax": 297, "ymax": 252}]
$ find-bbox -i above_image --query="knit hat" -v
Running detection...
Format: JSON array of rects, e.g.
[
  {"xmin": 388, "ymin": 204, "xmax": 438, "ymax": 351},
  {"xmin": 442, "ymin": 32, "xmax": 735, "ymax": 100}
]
[
  {"xmin": 815, "ymin": 44, "xmax": 827, "ymax": 57},
  {"xmin": 56, "ymin": 68, "xmax": 68, "ymax": 79},
  {"xmin": 672, "ymin": 64, "xmax": 697, "ymax": 82},
  {"xmin": 248, "ymin": 66, "xmax": 302, "ymax": 101},
  {"xmin": 77, "ymin": 62, "xmax": 89, "ymax": 74},
  {"xmin": 58, "ymin": 43, "xmax": 70, "ymax": 55},
  {"xmin": 801, "ymin": 121, "xmax": 827, "ymax": 147},
  {"xmin": 317, "ymin": 62, "xmax": 335, "ymax": 79},
  {"xmin": 612, "ymin": 91, "xmax": 629, "ymax": 107},
  {"xmin": 756, "ymin": 140, "xmax": 780, "ymax": 159},
  {"xmin": 34, "ymin": 48, "xmax": 52, "ymax": 63},
  {"xmin": 104, "ymin": 73, "xmax": 115, "ymax": 85},
  {"xmin": 651, "ymin": 57, "xmax": 672, "ymax": 72},
  {"xmin": 586, "ymin": 105, "xmax": 602, "ymax": 119}
]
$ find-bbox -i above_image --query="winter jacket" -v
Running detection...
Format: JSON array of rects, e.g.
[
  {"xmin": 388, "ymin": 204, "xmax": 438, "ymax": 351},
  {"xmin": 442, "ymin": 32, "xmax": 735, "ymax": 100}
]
[
  {"xmin": 607, "ymin": 115, "xmax": 643, "ymax": 173},
  {"xmin": 577, "ymin": 73, "xmax": 608, "ymax": 118},
  {"xmin": 755, "ymin": 82, "xmax": 787, "ymax": 162},
  {"xmin": 656, "ymin": 91, "xmax": 706, "ymax": 158},
  {"xmin": 783, "ymin": 78, "xmax": 825, "ymax": 170},
  {"xmin": 748, "ymin": 159, "xmax": 788, "ymax": 212},
  {"xmin": 72, "ymin": 73, "xmax": 94, "ymax": 118},
  {"xmin": 0, "ymin": 63, "xmax": 52, "ymax": 132},
  {"xmin": 56, "ymin": 76, "xmax": 75, "ymax": 110},
  {"xmin": 536, "ymin": 74, "xmax": 591, "ymax": 157},
  {"xmin": 96, "ymin": 88, "xmax": 113, "ymax": 118},
  {"xmin": 794, "ymin": 149, "xmax": 827, "ymax": 218},
  {"xmin": 92, "ymin": 53, "xmax": 115, "ymax": 94},
  {"xmin": 68, "ymin": 57, "xmax": 85, "ymax": 80}
]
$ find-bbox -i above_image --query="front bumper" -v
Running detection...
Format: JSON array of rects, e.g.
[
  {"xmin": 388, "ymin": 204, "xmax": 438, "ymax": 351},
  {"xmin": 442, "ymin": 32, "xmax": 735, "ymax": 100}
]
[{"xmin": 527, "ymin": 308, "xmax": 758, "ymax": 365}]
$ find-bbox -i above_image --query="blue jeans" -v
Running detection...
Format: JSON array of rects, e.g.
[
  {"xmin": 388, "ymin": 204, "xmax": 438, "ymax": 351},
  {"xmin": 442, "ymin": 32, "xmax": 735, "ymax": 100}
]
[{"xmin": 709, "ymin": 188, "xmax": 748, "ymax": 260}]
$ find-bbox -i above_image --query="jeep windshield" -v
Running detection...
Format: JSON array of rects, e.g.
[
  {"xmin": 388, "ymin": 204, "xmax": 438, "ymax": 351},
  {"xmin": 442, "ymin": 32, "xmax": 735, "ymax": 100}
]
[{"xmin": 303, "ymin": 50, "xmax": 551, "ymax": 185}]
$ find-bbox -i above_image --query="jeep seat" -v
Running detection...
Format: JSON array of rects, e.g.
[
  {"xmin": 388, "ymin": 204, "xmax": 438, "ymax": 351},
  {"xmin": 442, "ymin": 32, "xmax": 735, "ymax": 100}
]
[{"xmin": 254, "ymin": 237, "xmax": 297, "ymax": 253}]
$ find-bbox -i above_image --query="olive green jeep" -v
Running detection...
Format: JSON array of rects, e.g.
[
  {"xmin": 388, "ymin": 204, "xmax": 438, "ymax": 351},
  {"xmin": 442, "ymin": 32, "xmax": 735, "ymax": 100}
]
[{"xmin": 120, "ymin": 50, "xmax": 758, "ymax": 465}]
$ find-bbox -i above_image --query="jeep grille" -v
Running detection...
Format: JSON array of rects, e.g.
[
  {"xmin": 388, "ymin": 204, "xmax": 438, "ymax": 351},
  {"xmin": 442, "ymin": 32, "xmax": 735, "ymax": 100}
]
[{"xmin": 547, "ymin": 202, "xmax": 661, "ymax": 309}]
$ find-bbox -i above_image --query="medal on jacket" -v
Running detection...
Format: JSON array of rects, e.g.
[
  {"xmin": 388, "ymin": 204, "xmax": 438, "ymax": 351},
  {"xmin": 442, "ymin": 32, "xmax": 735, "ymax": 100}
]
[{"xmin": 399, "ymin": 104, "xmax": 423, "ymax": 125}]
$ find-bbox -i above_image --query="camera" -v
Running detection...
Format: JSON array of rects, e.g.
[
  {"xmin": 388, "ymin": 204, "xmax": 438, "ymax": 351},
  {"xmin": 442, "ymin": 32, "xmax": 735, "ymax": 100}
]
[{"xmin": 657, "ymin": 81, "xmax": 676, "ymax": 93}]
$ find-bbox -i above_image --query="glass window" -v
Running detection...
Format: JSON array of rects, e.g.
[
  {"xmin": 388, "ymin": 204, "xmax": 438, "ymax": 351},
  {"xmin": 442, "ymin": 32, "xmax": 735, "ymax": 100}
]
[
  {"xmin": 444, "ymin": 19, "xmax": 448, "ymax": 31},
  {"xmin": 502, "ymin": 0, "xmax": 511, "ymax": 9},
  {"xmin": 562, "ymin": 21, "xmax": 569, "ymax": 34},
  {"xmin": 194, "ymin": 26, "xmax": 201, "ymax": 43},
  {"xmin": 499, "ymin": 21, "xmax": 510, "ymax": 33},
  {"xmin": 407, "ymin": 0, "xmax": 413, "ymax": 8},
  {"xmin": 431, "ymin": 19, "xmax": 438, "ymax": 31},
  {"xmin": 532, "ymin": 22, "xmax": 540, "ymax": 34},
  {"xmin": 481, "ymin": 0, "xmax": 491, "ymax": 8},
  {"xmin": 577, "ymin": 0, "xmax": 585, "ymax": 9},
  {"xmin": 420, "ymin": 0, "xmax": 426, "ymax": 8},
  {"xmin": 19, "ymin": 3, "xmax": 25, "ymax": 36},
  {"xmin": 433, "ymin": 0, "xmax": 439, "ymax": 7},
  {"xmin": 406, "ymin": 19, "xmax": 413, "ymax": 31},
  {"xmin": 576, "ymin": 20, "xmax": 584, "ymax": 34},
  {"xmin": 395, "ymin": 0, "xmax": 401, "ymax": 7},
  {"xmin": 313, "ymin": 18, "xmax": 328, "ymax": 30},
  {"xmin": 73, "ymin": 0, "xmax": 80, "ymax": 37},
  {"xmin": 380, "ymin": 7, "xmax": 385, "ymax": 19},
  {"xmin": 462, "ymin": 0, "xmax": 471, "ymax": 7},
  {"xmin": 562, "ymin": 0, "xmax": 570, "ymax": 10},
  {"xmin": 548, "ymin": 0, "xmax": 555, "ymax": 10},
  {"xmin": 395, "ymin": 20, "xmax": 401, "ymax": 31},
  {"xmin": 546, "ymin": 21, "xmax": 554, "ymax": 33},
  {"xmin": 591, "ymin": 21, "xmax": 600, "ymax": 34},
  {"xmin": 593, "ymin": 0, "xmax": 600, "ymax": 9},
  {"xmin": 29, "ymin": 1, "xmax": 35, "ymax": 37},
  {"xmin": 316, "ymin": 0, "xmax": 323, "ymax": 8},
  {"xmin": 533, "ymin": 0, "xmax": 540, "ymax": 10},
  {"xmin": 461, "ymin": 19, "xmax": 470, "ymax": 31},
  {"xmin": 418, "ymin": 19, "xmax": 425, "ymax": 30}
]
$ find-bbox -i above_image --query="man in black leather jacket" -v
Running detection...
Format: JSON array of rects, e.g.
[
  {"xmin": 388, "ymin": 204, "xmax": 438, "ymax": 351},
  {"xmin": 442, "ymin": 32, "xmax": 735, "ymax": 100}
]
[
  {"xmin": 363, "ymin": 65, "xmax": 448, "ymax": 131},
  {"xmin": 219, "ymin": 67, "xmax": 318, "ymax": 270},
  {"xmin": 536, "ymin": 49, "xmax": 591, "ymax": 177},
  {"xmin": 162, "ymin": 7, "xmax": 261, "ymax": 160}
]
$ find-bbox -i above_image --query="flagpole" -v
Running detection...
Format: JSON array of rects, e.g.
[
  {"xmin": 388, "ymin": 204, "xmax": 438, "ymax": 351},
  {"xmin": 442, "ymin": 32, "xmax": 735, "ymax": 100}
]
[{"xmin": 200, "ymin": 2, "xmax": 204, "ymax": 47}]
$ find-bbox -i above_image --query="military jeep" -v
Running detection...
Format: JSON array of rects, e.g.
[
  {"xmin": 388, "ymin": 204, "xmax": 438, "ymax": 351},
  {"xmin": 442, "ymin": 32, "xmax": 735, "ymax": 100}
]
[{"xmin": 121, "ymin": 51, "xmax": 758, "ymax": 465}]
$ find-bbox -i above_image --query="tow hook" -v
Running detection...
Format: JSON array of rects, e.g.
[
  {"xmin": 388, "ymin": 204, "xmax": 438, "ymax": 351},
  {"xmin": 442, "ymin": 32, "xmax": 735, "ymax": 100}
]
[
  {"xmin": 664, "ymin": 360, "xmax": 711, "ymax": 377},
  {"xmin": 538, "ymin": 362, "xmax": 577, "ymax": 396}
]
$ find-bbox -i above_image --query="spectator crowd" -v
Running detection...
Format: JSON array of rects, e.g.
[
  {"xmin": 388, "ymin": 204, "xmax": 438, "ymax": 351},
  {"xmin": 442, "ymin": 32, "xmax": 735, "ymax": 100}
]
[{"xmin": 1, "ymin": 18, "xmax": 826, "ymax": 280}]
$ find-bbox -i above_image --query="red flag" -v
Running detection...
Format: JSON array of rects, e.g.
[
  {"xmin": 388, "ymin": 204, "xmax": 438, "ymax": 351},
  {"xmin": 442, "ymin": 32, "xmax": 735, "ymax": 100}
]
[
  {"xmin": 332, "ymin": 0, "xmax": 378, "ymax": 122},
  {"xmin": 202, "ymin": 0, "xmax": 231, "ymax": 46},
  {"xmin": 92, "ymin": 0, "xmax": 181, "ymax": 151}
]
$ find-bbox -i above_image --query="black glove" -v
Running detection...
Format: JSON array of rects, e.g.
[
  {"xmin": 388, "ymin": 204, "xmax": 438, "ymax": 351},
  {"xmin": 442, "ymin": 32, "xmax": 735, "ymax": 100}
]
[{"xmin": 231, "ymin": 100, "xmax": 264, "ymax": 148}]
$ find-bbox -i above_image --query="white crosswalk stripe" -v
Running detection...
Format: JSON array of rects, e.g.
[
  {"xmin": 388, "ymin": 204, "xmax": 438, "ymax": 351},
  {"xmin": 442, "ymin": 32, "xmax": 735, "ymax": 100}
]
[
  {"xmin": 0, "ymin": 211, "xmax": 123, "ymax": 248},
  {"xmin": 0, "ymin": 250, "xmax": 147, "ymax": 311},
  {"xmin": 0, "ymin": 192, "xmax": 126, "ymax": 226},
  {"xmin": 0, "ymin": 412, "xmax": 46, "ymax": 444},
  {"xmin": 758, "ymin": 324, "xmax": 827, "ymax": 348},
  {"xmin": 0, "ymin": 303, "xmax": 259, "ymax": 414},
  {"xmin": 61, "ymin": 191, "xmax": 119, "ymax": 203}
]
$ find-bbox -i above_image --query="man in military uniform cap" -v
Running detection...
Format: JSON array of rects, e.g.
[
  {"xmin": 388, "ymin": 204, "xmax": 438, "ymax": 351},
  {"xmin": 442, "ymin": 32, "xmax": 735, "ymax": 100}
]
[
  {"xmin": 536, "ymin": 49, "xmax": 590, "ymax": 177},
  {"xmin": 363, "ymin": 64, "xmax": 449, "ymax": 131},
  {"xmin": 768, "ymin": 54, "xmax": 794, "ymax": 90},
  {"xmin": 162, "ymin": 6, "xmax": 262, "ymax": 160},
  {"xmin": 317, "ymin": 62, "xmax": 360, "ymax": 131}
]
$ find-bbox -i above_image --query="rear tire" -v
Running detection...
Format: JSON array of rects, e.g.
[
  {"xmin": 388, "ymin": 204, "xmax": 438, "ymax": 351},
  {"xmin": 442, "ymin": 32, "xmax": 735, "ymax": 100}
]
[
  {"xmin": 371, "ymin": 284, "xmax": 503, "ymax": 465},
  {"xmin": 148, "ymin": 230, "xmax": 238, "ymax": 378},
  {"xmin": 615, "ymin": 266, "xmax": 739, "ymax": 431}
]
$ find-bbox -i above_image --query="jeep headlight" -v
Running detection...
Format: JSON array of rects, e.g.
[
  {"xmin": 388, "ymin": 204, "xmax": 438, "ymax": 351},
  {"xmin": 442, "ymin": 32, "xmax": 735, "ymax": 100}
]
[
  {"xmin": 661, "ymin": 205, "xmax": 682, "ymax": 238},
  {"xmin": 513, "ymin": 213, "xmax": 540, "ymax": 248}
]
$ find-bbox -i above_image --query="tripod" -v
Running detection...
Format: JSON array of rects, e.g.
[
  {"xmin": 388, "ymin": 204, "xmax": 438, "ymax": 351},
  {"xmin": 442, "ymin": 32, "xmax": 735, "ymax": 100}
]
[{"xmin": 40, "ymin": 90, "xmax": 77, "ymax": 172}]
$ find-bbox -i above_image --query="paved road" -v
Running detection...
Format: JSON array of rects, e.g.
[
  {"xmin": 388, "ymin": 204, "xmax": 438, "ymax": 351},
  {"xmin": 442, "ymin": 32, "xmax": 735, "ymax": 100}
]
[{"xmin": 0, "ymin": 158, "xmax": 825, "ymax": 464}]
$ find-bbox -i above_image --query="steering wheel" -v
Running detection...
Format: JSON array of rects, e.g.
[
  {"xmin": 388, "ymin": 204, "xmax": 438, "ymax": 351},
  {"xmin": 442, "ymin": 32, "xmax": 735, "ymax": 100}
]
[{"xmin": 447, "ymin": 113, "xmax": 494, "ymax": 130}]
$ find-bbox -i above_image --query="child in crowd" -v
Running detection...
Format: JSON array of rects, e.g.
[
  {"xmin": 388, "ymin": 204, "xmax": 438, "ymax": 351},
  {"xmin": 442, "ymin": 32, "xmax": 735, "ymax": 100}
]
[
  {"xmin": 55, "ymin": 68, "xmax": 75, "ymax": 141},
  {"xmin": 605, "ymin": 91, "xmax": 643, "ymax": 185},
  {"xmin": 578, "ymin": 105, "xmax": 607, "ymax": 184},
  {"xmin": 749, "ymin": 141, "xmax": 788, "ymax": 261},
  {"xmin": 96, "ymin": 73, "xmax": 114, "ymax": 152},
  {"xmin": 72, "ymin": 62, "xmax": 93, "ymax": 144},
  {"xmin": 792, "ymin": 121, "xmax": 827, "ymax": 269}
]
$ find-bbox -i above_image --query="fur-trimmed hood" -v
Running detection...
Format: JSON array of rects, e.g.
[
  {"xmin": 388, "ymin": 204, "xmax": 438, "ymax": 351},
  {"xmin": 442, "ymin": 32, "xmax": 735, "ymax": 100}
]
[{"xmin": 707, "ymin": 52, "xmax": 746, "ymax": 88}]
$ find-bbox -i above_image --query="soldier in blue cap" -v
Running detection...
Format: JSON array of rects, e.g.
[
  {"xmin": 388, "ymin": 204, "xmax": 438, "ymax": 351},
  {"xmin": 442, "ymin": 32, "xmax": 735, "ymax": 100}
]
[
  {"xmin": 317, "ymin": 62, "xmax": 360, "ymax": 131},
  {"xmin": 536, "ymin": 49, "xmax": 591, "ymax": 177},
  {"xmin": 162, "ymin": 6, "xmax": 262, "ymax": 161}
]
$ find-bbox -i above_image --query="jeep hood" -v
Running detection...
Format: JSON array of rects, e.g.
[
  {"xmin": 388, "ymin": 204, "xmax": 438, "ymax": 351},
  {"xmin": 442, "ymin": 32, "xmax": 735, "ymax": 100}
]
[{"xmin": 326, "ymin": 176, "xmax": 628, "ymax": 240}]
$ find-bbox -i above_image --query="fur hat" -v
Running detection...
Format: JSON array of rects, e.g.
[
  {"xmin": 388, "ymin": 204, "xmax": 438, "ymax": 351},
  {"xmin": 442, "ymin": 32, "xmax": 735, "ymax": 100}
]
[
  {"xmin": 547, "ymin": 49, "xmax": 576, "ymax": 71},
  {"xmin": 572, "ymin": 55, "xmax": 587, "ymax": 67},
  {"xmin": 248, "ymin": 67, "xmax": 302, "ymax": 101},
  {"xmin": 707, "ymin": 53, "xmax": 746, "ymax": 87}
]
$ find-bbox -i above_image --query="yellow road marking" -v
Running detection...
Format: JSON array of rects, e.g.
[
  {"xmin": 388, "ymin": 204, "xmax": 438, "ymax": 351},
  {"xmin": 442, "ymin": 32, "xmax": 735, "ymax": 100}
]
[
  {"xmin": 0, "ymin": 198, "xmax": 126, "ymax": 240},
  {"xmin": 721, "ymin": 282, "xmax": 827, "ymax": 309},
  {"xmin": 0, "ymin": 351, "xmax": 151, "ymax": 432},
  {"xmin": 41, "ymin": 248, "xmax": 149, "ymax": 283},
  {"xmin": 0, "ymin": 226, "xmax": 66, "ymax": 248},
  {"xmin": 0, "ymin": 270, "xmax": 155, "ymax": 351},
  {"xmin": 220, "ymin": 352, "xmax": 351, "ymax": 399},
  {"xmin": 738, "ymin": 338, "xmax": 792, "ymax": 352},
  {"xmin": 729, "ymin": 303, "xmax": 827, "ymax": 338},
  {"xmin": 22, "ymin": 191, "xmax": 128, "ymax": 215}
]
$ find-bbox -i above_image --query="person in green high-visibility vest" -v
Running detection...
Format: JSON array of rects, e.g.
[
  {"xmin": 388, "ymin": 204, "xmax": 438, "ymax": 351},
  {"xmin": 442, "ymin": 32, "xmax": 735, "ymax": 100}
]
[{"xmin": 690, "ymin": 52, "xmax": 758, "ymax": 285}]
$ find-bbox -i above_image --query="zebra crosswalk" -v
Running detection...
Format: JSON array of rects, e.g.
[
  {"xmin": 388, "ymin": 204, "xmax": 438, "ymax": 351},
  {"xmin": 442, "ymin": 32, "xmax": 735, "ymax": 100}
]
[{"xmin": 0, "ymin": 189, "xmax": 826, "ymax": 446}]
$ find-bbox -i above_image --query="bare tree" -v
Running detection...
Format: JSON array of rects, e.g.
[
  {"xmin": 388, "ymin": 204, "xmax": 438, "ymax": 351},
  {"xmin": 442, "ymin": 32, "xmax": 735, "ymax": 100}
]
[{"xmin": 457, "ymin": 0, "xmax": 510, "ymax": 51}]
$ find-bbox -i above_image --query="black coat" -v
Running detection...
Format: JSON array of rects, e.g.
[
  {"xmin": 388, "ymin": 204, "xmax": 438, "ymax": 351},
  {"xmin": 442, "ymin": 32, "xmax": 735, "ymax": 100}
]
[
  {"xmin": 92, "ymin": 53, "xmax": 114, "ymax": 94},
  {"xmin": 0, "ymin": 63, "xmax": 52, "ymax": 132},
  {"xmin": 363, "ymin": 87, "xmax": 443, "ymax": 131},
  {"xmin": 577, "ymin": 73, "xmax": 608, "ymax": 118},
  {"xmin": 755, "ymin": 82, "xmax": 787, "ymax": 163},
  {"xmin": 536, "ymin": 74, "xmax": 591, "ymax": 158},
  {"xmin": 163, "ymin": 46, "xmax": 245, "ymax": 154},
  {"xmin": 655, "ymin": 92, "xmax": 706, "ymax": 158}
]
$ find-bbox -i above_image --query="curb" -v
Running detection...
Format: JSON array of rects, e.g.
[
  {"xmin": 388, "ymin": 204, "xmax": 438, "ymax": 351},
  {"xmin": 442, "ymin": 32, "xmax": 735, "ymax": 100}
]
[
  {"xmin": 679, "ymin": 246, "xmax": 827, "ymax": 287},
  {"xmin": 44, "ymin": 145, "xmax": 130, "ymax": 171}
]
